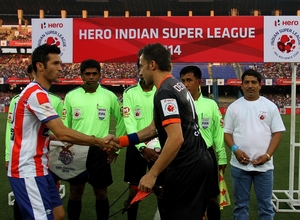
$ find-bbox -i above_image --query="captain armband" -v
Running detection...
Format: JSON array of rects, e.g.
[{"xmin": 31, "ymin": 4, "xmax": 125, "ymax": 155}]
[{"xmin": 118, "ymin": 133, "xmax": 140, "ymax": 147}]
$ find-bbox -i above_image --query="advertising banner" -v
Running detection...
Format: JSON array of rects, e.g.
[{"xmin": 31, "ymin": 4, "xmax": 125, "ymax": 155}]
[
  {"xmin": 72, "ymin": 16, "xmax": 263, "ymax": 63},
  {"xmin": 30, "ymin": 16, "xmax": 300, "ymax": 63}
]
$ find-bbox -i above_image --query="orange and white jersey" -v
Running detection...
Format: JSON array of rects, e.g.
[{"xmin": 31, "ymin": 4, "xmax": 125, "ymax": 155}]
[{"xmin": 7, "ymin": 82, "xmax": 59, "ymax": 178}]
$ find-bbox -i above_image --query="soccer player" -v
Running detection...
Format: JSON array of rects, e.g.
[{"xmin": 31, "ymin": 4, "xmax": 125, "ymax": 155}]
[
  {"xmin": 117, "ymin": 43, "xmax": 213, "ymax": 219},
  {"xmin": 224, "ymin": 69, "xmax": 285, "ymax": 219},
  {"xmin": 5, "ymin": 63, "xmax": 63, "ymax": 220},
  {"xmin": 180, "ymin": 65, "xmax": 227, "ymax": 220},
  {"xmin": 61, "ymin": 59, "xmax": 126, "ymax": 220},
  {"xmin": 123, "ymin": 59, "xmax": 164, "ymax": 220},
  {"xmin": 7, "ymin": 44, "xmax": 120, "ymax": 220}
]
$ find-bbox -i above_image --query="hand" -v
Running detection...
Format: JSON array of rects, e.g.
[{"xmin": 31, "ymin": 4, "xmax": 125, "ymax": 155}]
[
  {"xmin": 98, "ymin": 134, "xmax": 121, "ymax": 152},
  {"xmin": 235, "ymin": 149, "xmax": 250, "ymax": 165},
  {"xmin": 141, "ymin": 148, "xmax": 159, "ymax": 163},
  {"xmin": 103, "ymin": 134, "xmax": 119, "ymax": 144},
  {"xmin": 5, "ymin": 161, "xmax": 8, "ymax": 170},
  {"xmin": 107, "ymin": 149, "xmax": 118, "ymax": 163},
  {"xmin": 252, "ymin": 154, "xmax": 269, "ymax": 165},
  {"xmin": 219, "ymin": 164, "xmax": 227, "ymax": 173},
  {"xmin": 138, "ymin": 171, "xmax": 157, "ymax": 193}
]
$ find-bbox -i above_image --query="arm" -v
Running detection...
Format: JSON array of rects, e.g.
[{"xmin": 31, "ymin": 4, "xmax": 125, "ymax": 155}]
[
  {"xmin": 61, "ymin": 93, "xmax": 72, "ymax": 127},
  {"xmin": 5, "ymin": 97, "xmax": 17, "ymax": 169},
  {"xmin": 123, "ymin": 90, "xmax": 148, "ymax": 150},
  {"xmin": 138, "ymin": 123, "xmax": 183, "ymax": 192},
  {"xmin": 45, "ymin": 117, "xmax": 120, "ymax": 151},
  {"xmin": 111, "ymin": 95, "xmax": 126, "ymax": 137},
  {"xmin": 212, "ymin": 104, "xmax": 227, "ymax": 171},
  {"xmin": 224, "ymin": 132, "xmax": 250, "ymax": 164}
]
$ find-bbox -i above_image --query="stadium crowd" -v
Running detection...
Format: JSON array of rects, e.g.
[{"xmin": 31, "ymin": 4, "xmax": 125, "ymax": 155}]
[{"xmin": 0, "ymin": 55, "xmax": 139, "ymax": 79}]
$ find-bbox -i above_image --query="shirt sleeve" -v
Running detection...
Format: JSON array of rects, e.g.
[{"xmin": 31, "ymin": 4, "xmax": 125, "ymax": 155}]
[
  {"xmin": 211, "ymin": 103, "xmax": 227, "ymax": 165},
  {"xmin": 62, "ymin": 93, "xmax": 72, "ymax": 128},
  {"xmin": 28, "ymin": 91, "xmax": 58, "ymax": 123},
  {"xmin": 111, "ymin": 94, "xmax": 126, "ymax": 137},
  {"xmin": 123, "ymin": 89, "xmax": 147, "ymax": 149},
  {"xmin": 5, "ymin": 97, "xmax": 17, "ymax": 162},
  {"xmin": 51, "ymin": 95, "xmax": 63, "ymax": 118},
  {"xmin": 155, "ymin": 89, "xmax": 181, "ymax": 127}
]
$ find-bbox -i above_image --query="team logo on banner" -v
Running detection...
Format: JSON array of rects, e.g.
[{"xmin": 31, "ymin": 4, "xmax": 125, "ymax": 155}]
[
  {"xmin": 264, "ymin": 16, "xmax": 300, "ymax": 62},
  {"xmin": 32, "ymin": 18, "xmax": 73, "ymax": 63}
]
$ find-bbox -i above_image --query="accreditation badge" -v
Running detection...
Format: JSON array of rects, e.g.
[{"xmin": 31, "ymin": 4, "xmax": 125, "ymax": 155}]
[
  {"xmin": 98, "ymin": 108, "xmax": 107, "ymax": 120},
  {"xmin": 202, "ymin": 118, "xmax": 210, "ymax": 129}
]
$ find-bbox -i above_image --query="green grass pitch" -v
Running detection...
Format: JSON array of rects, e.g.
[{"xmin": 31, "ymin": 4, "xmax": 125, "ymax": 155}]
[{"xmin": 1, "ymin": 113, "xmax": 300, "ymax": 219}]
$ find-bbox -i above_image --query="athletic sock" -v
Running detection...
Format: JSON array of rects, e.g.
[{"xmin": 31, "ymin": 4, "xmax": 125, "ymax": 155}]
[
  {"xmin": 67, "ymin": 199, "xmax": 82, "ymax": 220},
  {"xmin": 96, "ymin": 198, "xmax": 109, "ymax": 220}
]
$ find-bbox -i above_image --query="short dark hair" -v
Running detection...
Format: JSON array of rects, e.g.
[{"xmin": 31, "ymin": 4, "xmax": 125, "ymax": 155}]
[
  {"xmin": 31, "ymin": 44, "xmax": 61, "ymax": 72},
  {"xmin": 241, "ymin": 69, "xmax": 262, "ymax": 83},
  {"xmin": 27, "ymin": 64, "xmax": 33, "ymax": 74},
  {"xmin": 179, "ymin": 66, "xmax": 202, "ymax": 79},
  {"xmin": 80, "ymin": 59, "xmax": 100, "ymax": 73},
  {"xmin": 139, "ymin": 43, "xmax": 171, "ymax": 72}
]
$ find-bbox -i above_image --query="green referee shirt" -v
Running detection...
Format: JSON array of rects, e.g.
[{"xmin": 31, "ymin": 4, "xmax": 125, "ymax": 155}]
[
  {"xmin": 5, "ymin": 92, "xmax": 63, "ymax": 162},
  {"xmin": 123, "ymin": 83, "xmax": 157, "ymax": 150},
  {"xmin": 62, "ymin": 85, "xmax": 125, "ymax": 138},
  {"xmin": 194, "ymin": 94, "xmax": 227, "ymax": 165}
]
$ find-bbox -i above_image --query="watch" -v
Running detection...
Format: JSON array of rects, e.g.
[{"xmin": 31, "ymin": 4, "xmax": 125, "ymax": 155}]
[{"xmin": 139, "ymin": 146, "xmax": 145, "ymax": 153}]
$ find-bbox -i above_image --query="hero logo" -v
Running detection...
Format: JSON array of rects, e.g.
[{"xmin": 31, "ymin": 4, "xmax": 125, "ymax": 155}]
[
  {"xmin": 41, "ymin": 22, "xmax": 64, "ymax": 29},
  {"xmin": 274, "ymin": 19, "xmax": 299, "ymax": 26}
]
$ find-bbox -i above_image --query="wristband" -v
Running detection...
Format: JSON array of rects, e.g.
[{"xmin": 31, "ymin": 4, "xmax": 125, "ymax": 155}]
[
  {"xmin": 231, "ymin": 145, "xmax": 239, "ymax": 153},
  {"xmin": 265, "ymin": 153, "xmax": 271, "ymax": 161},
  {"xmin": 118, "ymin": 133, "xmax": 140, "ymax": 147}
]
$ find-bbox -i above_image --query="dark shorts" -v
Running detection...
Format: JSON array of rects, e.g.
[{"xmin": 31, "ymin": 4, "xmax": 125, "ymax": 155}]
[
  {"xmin": 207, "ymin": 147, "xmax": 221, "ymax": 198},
  {"xmin": 163, "ymin": 150, "xmax": 213, "ymax": 220},
  {"xmin": 52, "ymin": 146, "xmax": 112, "ymax": 189},
  {"xmin": 124, "ymin": 145, "xmax": 165, "ymax": 187}
]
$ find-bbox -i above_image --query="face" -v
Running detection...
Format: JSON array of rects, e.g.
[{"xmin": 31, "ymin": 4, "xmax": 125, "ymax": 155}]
[
  {"xmin": 241, "ymin": 75, "xmax": 261, "ymax": 101},
  {"xmin": 180, "ymin": 72, "xmax": 201, "ymax": 97},
  {"xmin": 139, "ymin": 54, "xmax": 154, "ymax": 86},
  {"xmin": 41, "ymin": 53, "xmax": 62, "ymax": 83},
  {"xmin": 81, "ymin": 67, "xmax": 101, "ymax": 86}
]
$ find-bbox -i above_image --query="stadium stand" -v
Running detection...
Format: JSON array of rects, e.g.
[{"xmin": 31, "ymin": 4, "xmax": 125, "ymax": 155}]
[{"xmin": 211, "ymin": 64, "xmax": 237, "ymax": 79}]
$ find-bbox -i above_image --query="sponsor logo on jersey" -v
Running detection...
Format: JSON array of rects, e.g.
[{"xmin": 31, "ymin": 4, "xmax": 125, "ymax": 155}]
[
  {"xmin": 7, "ymin": 112, "xmax": 13, "ymax": 123},
  {"xmin": 123, "ymin": 106, "xmax": 130, "ymax": 118},
  {"xmin": 73, "ymin": 108, "xmax": 81, "ymax": 119},
  {"xmin": 161, "ymin": 98, "xmax": 179, "ymax": 116},
  {"xmin": 62, "ymin": 108, "xmax": 67, "ymax": 120},
  {"xmin": 134, "ymin": 108, "xmax": 142, "ymax": 119}
]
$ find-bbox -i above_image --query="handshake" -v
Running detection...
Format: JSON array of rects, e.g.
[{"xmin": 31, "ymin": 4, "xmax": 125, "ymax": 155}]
[
  {"xmin": 100, "ymin": 133, "xmax": 141, "ymax": 152},
  {"xmin": 100, "ymin": 134, "xmax": 123, "ymax": 152}
]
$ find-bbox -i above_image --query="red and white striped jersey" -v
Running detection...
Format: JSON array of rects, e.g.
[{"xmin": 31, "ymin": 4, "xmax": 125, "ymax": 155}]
[{"xmin": 7, "ymin": 82, "xmax": 59, "ymax": 178}]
